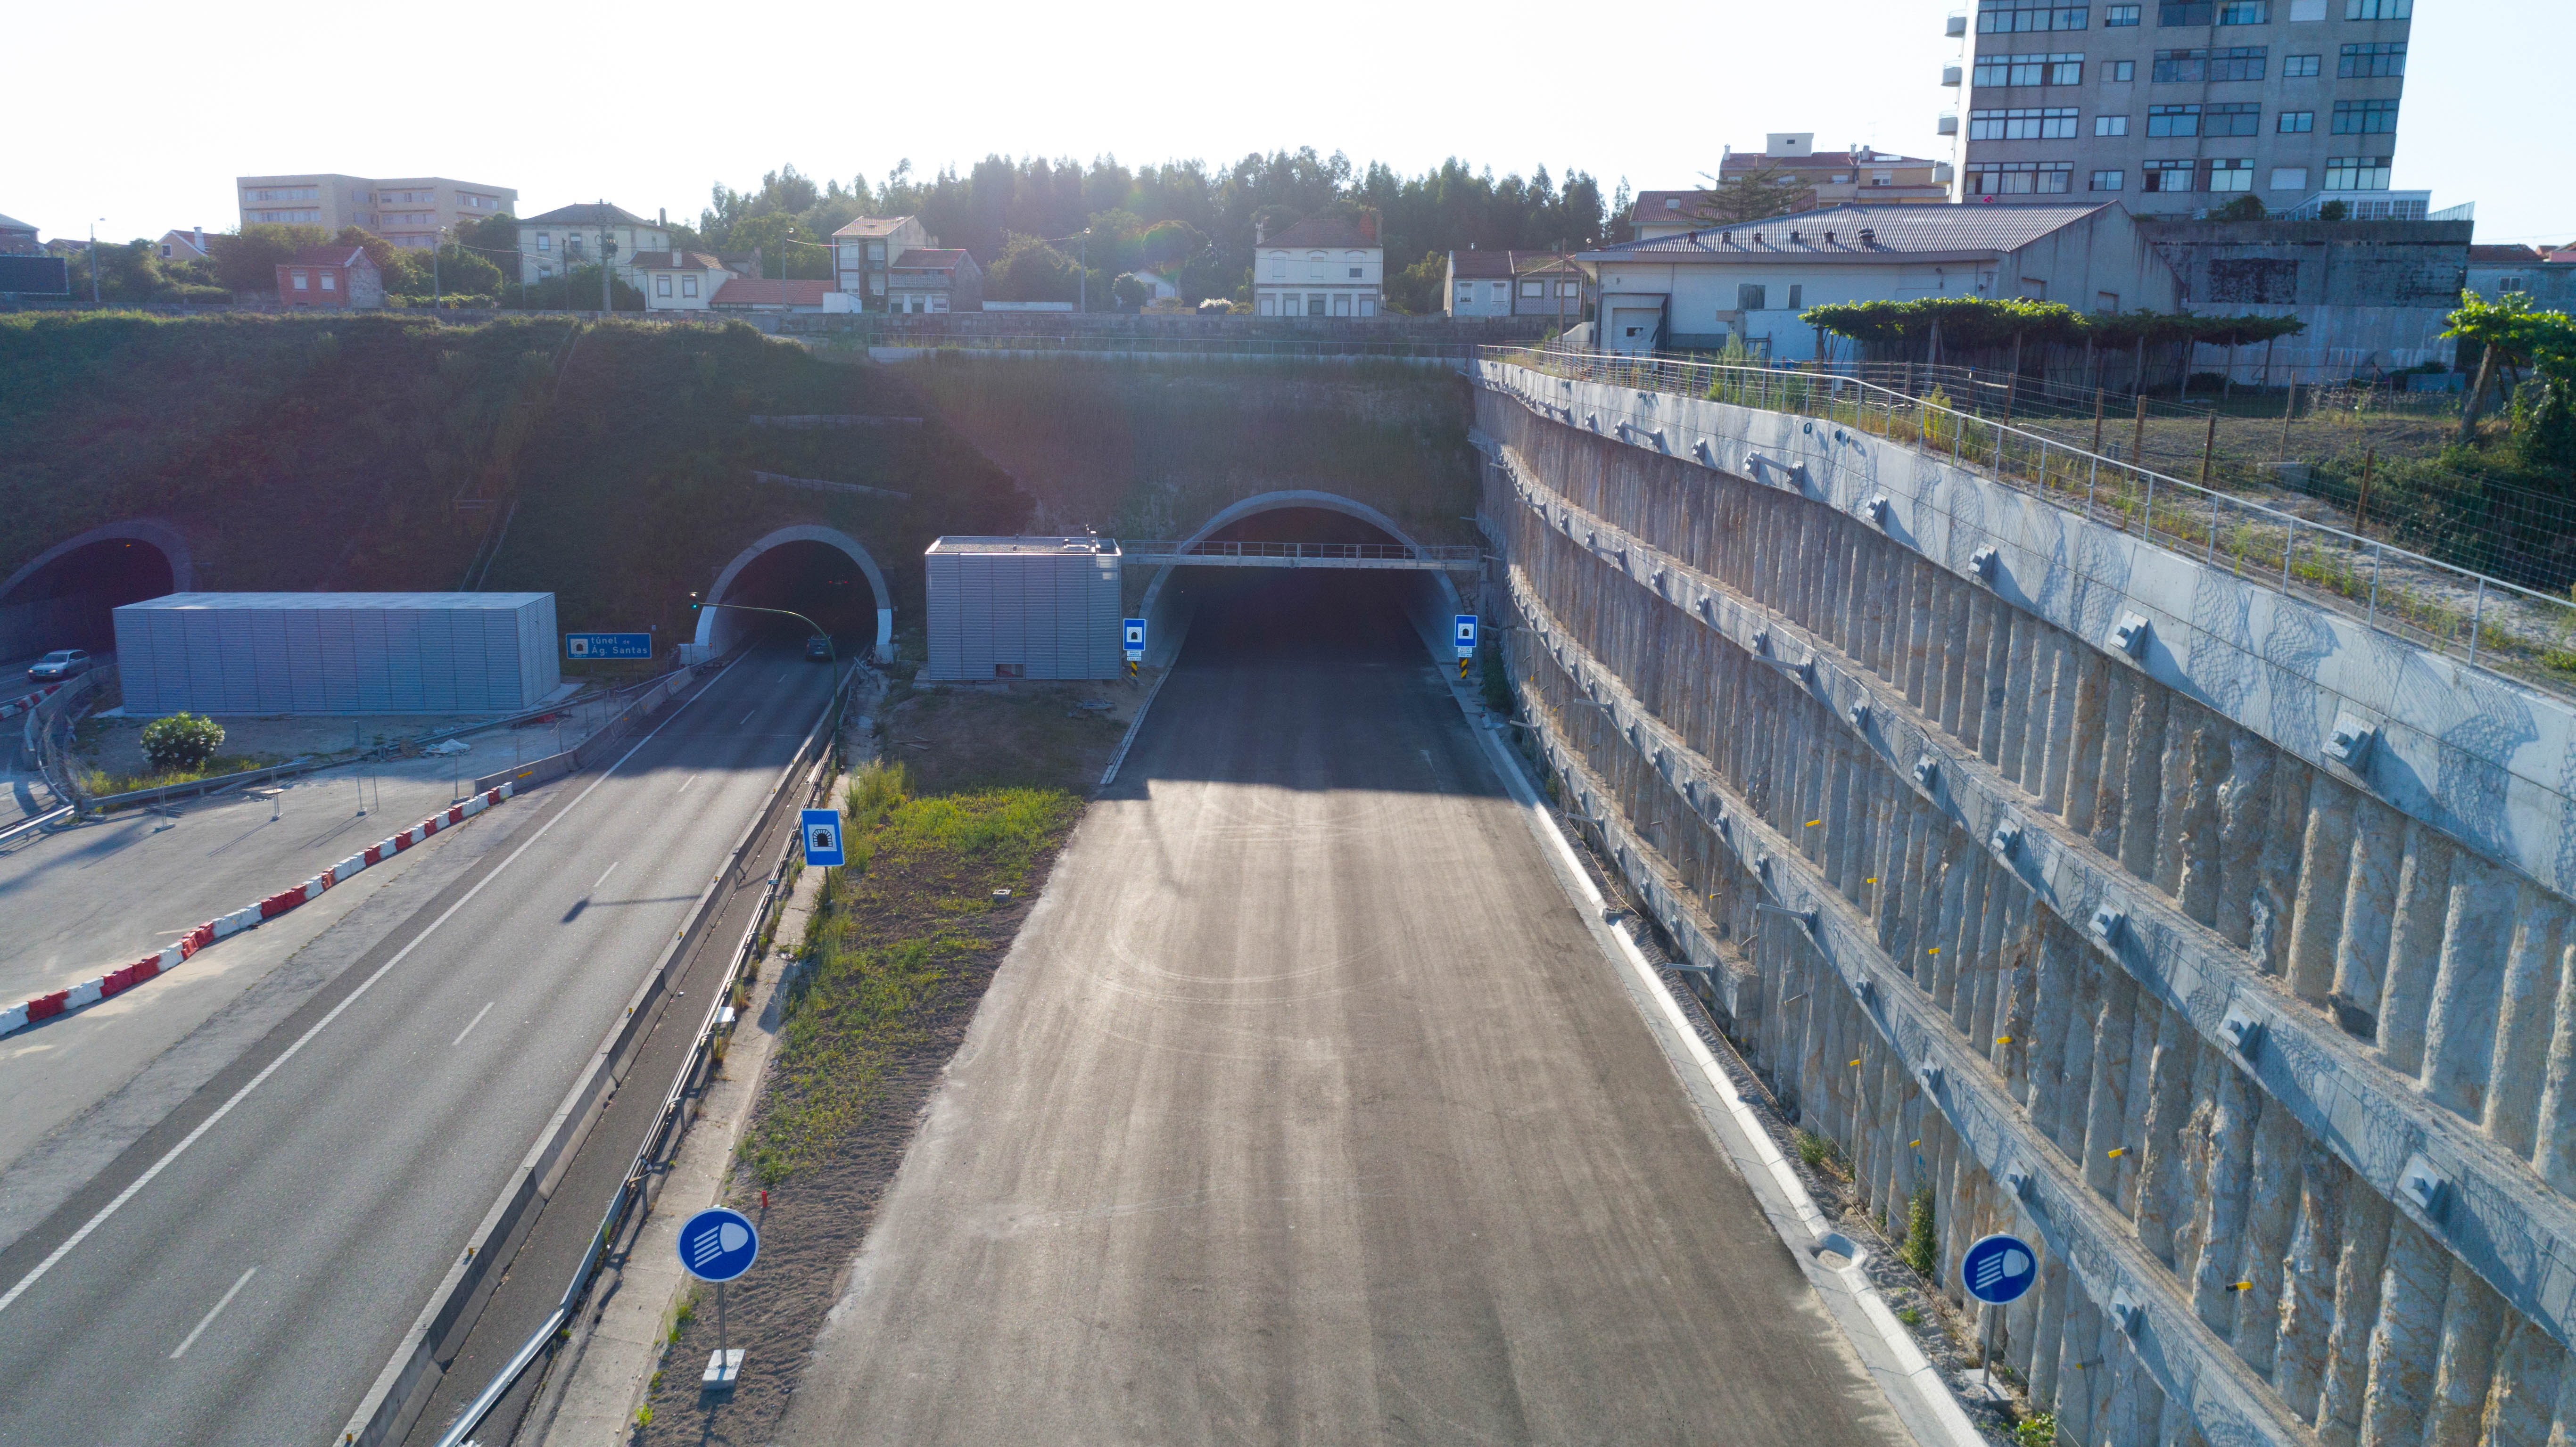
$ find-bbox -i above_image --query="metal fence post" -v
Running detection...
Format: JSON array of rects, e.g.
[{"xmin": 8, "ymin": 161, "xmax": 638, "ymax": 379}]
[
  {"xmin": 2468, "ymin": 577, "xmax": 2487, "ymax": 667},
  {"xmin": 2367, "ymin": 542, "xmax": 2383, "ymax": 631}
]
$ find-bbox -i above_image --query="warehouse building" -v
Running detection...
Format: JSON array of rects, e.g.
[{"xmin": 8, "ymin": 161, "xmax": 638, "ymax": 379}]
[
  {"xmin": 923, "ymin": 538, "xmax": 1124, "ymax": 682},
  {"xmin": 112, "ymin": 592, "xmax": 560, "ymax": 715}
]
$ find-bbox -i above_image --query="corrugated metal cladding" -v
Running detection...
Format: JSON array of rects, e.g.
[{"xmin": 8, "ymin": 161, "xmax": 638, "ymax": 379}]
[
  {"xmin": 923, "ymin": 539, "xmax": 1123, "ymax": 681},
  {"xmin": 111, "ymin": 593, "xmax": 561, "ymax": 714}
]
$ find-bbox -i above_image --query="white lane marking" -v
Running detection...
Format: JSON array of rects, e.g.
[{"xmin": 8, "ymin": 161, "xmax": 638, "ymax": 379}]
[
  {"xmin": 0, "ymin": 652, "xmax": 750, "ymax": 1320},
  {"xmin": 450, "ymin": 1001, "xmax": 496, "ymax": 1048},
  {"xmin": 677, "ymin": 771, "xmax": 702, "ymax": 794},
  {"xmin": 592, "ymin": 860, "xmax": 620, "ymax": 892},
  {"xmin": 741, "ymin": 708, "xmax": 757, "ymax": 727},
  {"xmin": 169, "ymin": 1266, "xmax": 256, "ymax": 1358}
]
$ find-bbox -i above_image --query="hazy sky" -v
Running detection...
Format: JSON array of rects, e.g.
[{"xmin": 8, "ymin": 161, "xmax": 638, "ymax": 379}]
[{"xmin": 15, "ymin": 0, "xmax": 2568, "ymax": 248}]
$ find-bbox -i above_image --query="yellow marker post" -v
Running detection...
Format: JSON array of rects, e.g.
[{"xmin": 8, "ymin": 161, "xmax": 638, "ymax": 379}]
[
  {"xmin": 2107, "ymin": 1147, "xmax": 2127, "ymax": 1159},
  {"xmin": 1996, "ymin": 1036, "xmax": 2013, "ymax": 1045},
  {"xmin": 1806, "ymin": 820, "xmax": 1822, "ymax": 827}
]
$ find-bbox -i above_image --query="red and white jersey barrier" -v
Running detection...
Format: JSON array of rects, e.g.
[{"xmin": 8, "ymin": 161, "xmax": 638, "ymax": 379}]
[
  {"xmin": 0, "ymin": 783, "xmax": 516, "ymax": 1038},
  {"xmin": 0, "ymin": 683, "xmax": 64, "ymax": 722}
]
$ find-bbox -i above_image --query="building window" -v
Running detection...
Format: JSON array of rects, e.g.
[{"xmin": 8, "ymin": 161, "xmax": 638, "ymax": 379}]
[
  {"xmin": 2091, "ymin": 168, "xmax": 2128, "ymax": 189},
  {"xmin": 1333, "ymin": 293, "xmax": 1351, "ymax": 316},
  {"xmin": 656, "ymin": 275, "xmax": 672, "ymax": 297},
  {"xmin": 2206, "ymin": 101, "xmax": 2262, "ymax": 134},
  {"xmin": 2344, "ymin": 0, "xmax": 2407, "ymax": 16},
  {"xmin": 1522, "ymin": 280, "xmax": 1545, "ymax": 296},
  {"xmin": 1739, "ymin": 283, "xmax": 1768, "ymax": 311},
  {"xmin": 2332, "ymin": 97, "xmax": 2399, "ymax": 133},
  {"xmin": 291, "ymin": 271, "xmax": 309, "ymax": 290},
  {"xmin": 2269, "ymin": 167, "xmax": 2309, "ymax": 189},
  {"xmin": 2158, "ymin": 1, "xmax": 2212, "ymax": 21},
  {"xmin": 2209, "ymin": 158, "xmax": 2256, "ymax": 190},
  {"xmin": 1973, "ymin": 51, "xmax": 2085, "ymax": 85},
  {"xmin": 2279, "ymin": 109, "xmax": 2315, "ymax": 131},
  {"xmin": 2141, "ymin": 159, "xmax": 2198, "ymax": 191},
  {"xmin": 537, "ymin": 233, "xmax": 551, "ymax": 251},
  {"xmin": 1349, "ymin": 266, "xmax": 1363, "ymax": 278},
  {"xmin": 2494, "ymin": 277, "xmax": 2526, "ymax": 295},
  {"xmin": 682, "ymin": 275, "xmax": 698, "ymax": 297},
  {"xmin": 1456, "ymin": 286, "xmax": 1475, "ymax": 306},
  {"xmin": 1966, "ymin": 160, "xmax": 2075, "ymax": 193},
  {"xmin": 1492, "ymin": 281, "xmax": 1510, "ymax": 301},
  {"xmin": 1259, "ymin": 295, "xmax": 1277, "ymax": 316},
  {"xmin": 2105, "ymin": 3, "xmax": 2140, "ymax": 20},
  {"xmin": 1787, "ymin": 283, "xmax": 1804, "ymax": 309},
  {"xmin": 2339, "ymin": 41, "xmax": 2404, "ymax": 76},
  {"xmin": 2323, "ymin": 156, "xmax": 2392, "ymax": 190},
  {"xmin": 1977, "ymin": 1, "xmax": 2092, "ymax": 32},
  {"xmin": 2096, "ymin": 113, "xmax": 2130, "ymax": 134},
  {"xmin": 1307, "ymin": 295, "xmax": 1326, "ymax": 317},
  {"xmin": 2217, "ymin": 0, "xmax": 2269, "ymax": 21},
  {"xmin": 866, "ymin": 241, "xmax": 887, "ymax": 261},
  {"xmin": 2107, "ymin": 58, "xmax": 2136, "ymax": 80},
  {"xmin": 1559, "ymin": 280, "xmax": 1580, "ymax": 297},
  {"xmin": 1269, "ymin": 253, "xmax": 1285, "ymax": 280},
  {"xmin": 1307, "ymin": 252, "xmax": 1326, "ymax": 280},
  {"xmin": 2147, "ymin": 104, "xmax": 2203, "ymax": 136},
  {"xmin": 320, "ymin": 271, "xmax": 337, "ymax": 291},
  {"xmin": 2284, "ymin": 52, "xmax": 2320, "ymax": 75},
  {"xmin": 2097, "ymin": 290, "xmax": 2121, "ymax": 312},
  {"xmin": 1970, "ymin": 106, "xmax": 2082, "ymax": 139}
]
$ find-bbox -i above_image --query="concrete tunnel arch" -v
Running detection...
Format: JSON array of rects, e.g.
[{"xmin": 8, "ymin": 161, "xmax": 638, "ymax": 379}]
[
  {"xmin": 694, "ymin": 525, "xmax": 895, "ymax": 663},
  {"xmin": 0, "ymin": 519, "xmax": 195, "ymax": 659},
  {"xmin": 1137, "ymin": 490, "xmax": 1471, "ymax": 669}
]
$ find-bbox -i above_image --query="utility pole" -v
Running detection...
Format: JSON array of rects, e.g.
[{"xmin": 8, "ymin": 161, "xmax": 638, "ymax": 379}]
[
  {"xmin": 1080, "ymin": 228, "xmax": 1090, "ymax": 312},
  {"xmin": 433, "ymin": 226, "xmax": 443, "ymax": 308},
  {"xmin": 88, "ymin": 218, "xmax": 103, "ymax": 307},
  {"xmin": 599, "ymin": 200, "xmax": 616, "ymax": 315}
]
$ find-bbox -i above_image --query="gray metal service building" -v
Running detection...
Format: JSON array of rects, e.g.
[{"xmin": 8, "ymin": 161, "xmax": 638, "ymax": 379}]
[
  {"xmin": 923, "ymin": 537, "xmax": 1124, "ymax": 681},
  {"xmin": 112, "ymin": 592, "xmax": 561, "ymax": 714}
]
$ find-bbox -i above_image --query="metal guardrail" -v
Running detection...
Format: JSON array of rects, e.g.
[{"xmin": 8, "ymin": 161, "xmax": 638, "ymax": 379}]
[
  {"xmin": 1121, "ymin": 539, "xmax": 1483, "ymax": 569},
  {"xmin": 866, "ymin": 332, "xmax": 1492, "ymax": 361},
  {"xmin": 1481, "ymin": 344, "xmax": 2576, "ymax": 700},
  {"xmin": 431, "ymin": 659, "xmax": 868, "ymax": 1447}
]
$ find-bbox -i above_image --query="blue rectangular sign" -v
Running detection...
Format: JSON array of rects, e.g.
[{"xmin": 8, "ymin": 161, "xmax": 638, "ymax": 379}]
[
  {"xmin": 1123, "ymin": 618, "xmax": 1146, "ymax": 662},
  {"xmin": 1453, "ymin": 614, "xmax": 1478, "ymax": 660},
  {"xmin": 801, "ymin": 809, "xmax": 846, "ymax": 868},
  {"xmin": 565, "ymin": 633, "xmax": 654, "ymax": 660}
]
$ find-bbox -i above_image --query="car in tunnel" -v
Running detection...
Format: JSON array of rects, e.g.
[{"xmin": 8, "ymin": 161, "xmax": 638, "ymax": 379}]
[
  {"xmin": 806, "ymin": 634, "xmax": 834, "ymax": 661},
  {"xmin": 27, "ymin": 649, "xmax": 92, "ymax": 681}
]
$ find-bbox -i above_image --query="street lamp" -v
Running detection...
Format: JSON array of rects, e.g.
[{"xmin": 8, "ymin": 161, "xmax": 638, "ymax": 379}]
[{"xmin": 687, "ymin": 594, "xmax": 837, "ymax": 669}]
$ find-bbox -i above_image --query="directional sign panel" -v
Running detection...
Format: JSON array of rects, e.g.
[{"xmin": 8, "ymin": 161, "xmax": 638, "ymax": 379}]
[
  {"xmin": 801, "ymin": 809, "xmax": 846, "ymax": 868},
  {"xmin": 1961, "ymin": 1232, "xmax": 2038, "ymax": 1305},
  {"xmin": 565, "ymin": 632, "xmax": 653, "ymax": 660},
  {"xmin": 1123, "ymin": 618, "xmax": 1147, "ymax": 662},
  {"xmin": 1454, "ymin": 615, "xmax": 1478, "ymax": 660},
  {"xmin": 678, "ymin": 1207, "xmax": 760, "ymax": 1283}
]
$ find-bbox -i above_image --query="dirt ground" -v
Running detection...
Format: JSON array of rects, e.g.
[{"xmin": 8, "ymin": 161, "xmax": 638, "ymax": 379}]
[
  {"xmin": 636, "ymin": 676, "xmax": 1129, "ymax": 1447},
  {"xmin": 77, "ymin": 692, "xmax": 605, "ymax": 786}
]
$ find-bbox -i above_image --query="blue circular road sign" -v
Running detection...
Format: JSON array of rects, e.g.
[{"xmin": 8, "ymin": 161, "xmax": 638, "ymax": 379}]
[
  {"xmin": 678, "ymin": 1207, "xmax": 759, "ymax": 1283},
  {"xmin": 1961, "ymin": 1232, "xmax": 2038, "ymax": 1305}
]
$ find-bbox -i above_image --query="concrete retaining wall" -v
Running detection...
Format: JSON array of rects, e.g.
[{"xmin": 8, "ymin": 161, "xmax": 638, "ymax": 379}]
[{"xmin": 1475, "ymin": 357, "xmax": 2576, "ymax": 1446}]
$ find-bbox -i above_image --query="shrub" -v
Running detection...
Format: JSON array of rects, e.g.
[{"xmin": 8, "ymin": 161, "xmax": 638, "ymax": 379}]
[
  {"xmin": 847, "ymin": 758, "xmax": 912, "ymax": 827},
  {"xmin": 1900, "ymin": 1186, "xmax": 1939, "ymax": 1280},
  {"xmin": 140, "ymin": 712, "xmax": 225, "ymax": 771},
  {"xmin": 2014, "ymin": 1412, "xmax": 2058, "ymax": 1447}
]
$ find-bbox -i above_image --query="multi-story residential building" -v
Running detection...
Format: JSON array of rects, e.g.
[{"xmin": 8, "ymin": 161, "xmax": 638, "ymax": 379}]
[
  {"xmin": 1254, "ymin": 213, "xmax": 1383, "ymax": 318},
  {"xmin": 514, "ymin": 204, "xmax": 671, "ymax": 286},
  {"xmin": 236, "ymin": 174, "xmax": 516, "ymax": 247},
  {"xmin": 1444, "ymin": 249, "xmax": 1587, "ymax": 319},
  {"xmin": 833, "ymin": 217, "xmax": 938, "ymax": 310},
  {"xmin": 1945, "ymin": 0, "xmax": 2414, "ymax": 216}
]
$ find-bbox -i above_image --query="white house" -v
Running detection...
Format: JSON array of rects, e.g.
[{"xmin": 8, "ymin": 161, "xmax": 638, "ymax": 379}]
[
  {"xmin": 1576, "ymin": 202, "xmax": 2181, "ymax": 359},
  {"xmin": 630, "ymin": 251, "xmax": 735, "ymax": 311},
  {"xmin": 516, "ymin": 202, "xmax": 671, "ymax": 286},
  {"xmin": 1254, "ymin": 214, "xmax": 1381, "ymax": 318}
]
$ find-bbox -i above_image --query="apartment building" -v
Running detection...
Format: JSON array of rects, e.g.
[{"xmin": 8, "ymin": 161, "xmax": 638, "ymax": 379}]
[
  {"xmin": 1944, "ymin": 0, "xmax": 2414, "ymax": 216},
  {"xmin": 236, "ymin": 174, "xmax": 516, "ymax": 247}
]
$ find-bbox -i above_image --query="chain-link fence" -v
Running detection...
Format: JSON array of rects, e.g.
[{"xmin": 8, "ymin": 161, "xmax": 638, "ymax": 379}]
[{"xmin": 1484, "ymin": 345, "xmax": 2576, "ymax": 701}]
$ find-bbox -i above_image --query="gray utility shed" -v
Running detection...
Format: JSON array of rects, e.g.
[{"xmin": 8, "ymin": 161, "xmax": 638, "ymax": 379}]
[
  {"xmin": 924, "ymin": 538, "xmax": 1123, "ymax": 681},
  {"xmin": 113, "ymin": 592, "xmax": 561, "ymax": 715}
]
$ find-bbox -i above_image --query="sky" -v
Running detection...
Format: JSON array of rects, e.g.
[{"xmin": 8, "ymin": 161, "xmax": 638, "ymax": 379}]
[{"xmin": 13, "ymin": 0, "xmax": 2569, "ymax": 250}]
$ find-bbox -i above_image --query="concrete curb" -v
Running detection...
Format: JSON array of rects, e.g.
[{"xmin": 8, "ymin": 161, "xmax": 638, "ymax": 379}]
[{"xmin": 0, "ymin": 785, "xmax": 515, "ymax": 1041}]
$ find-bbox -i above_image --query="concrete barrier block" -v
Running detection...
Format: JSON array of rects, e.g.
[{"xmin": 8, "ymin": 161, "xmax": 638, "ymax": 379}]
[
  {"xmin": 0, "ymin": 1004, "xmax": 25, "ymax": 1035},
  {"xmin": 66, "ymin": 979, "xmax": 102, "ymax": 1009}
]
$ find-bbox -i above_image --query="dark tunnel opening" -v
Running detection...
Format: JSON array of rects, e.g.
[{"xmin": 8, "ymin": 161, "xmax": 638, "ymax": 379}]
[
  {"xmin": 0, "ymin": 538, "xmax": 177, "ymax": 659},
  {"xmin": 708, "ymin": 540, "xmax": 880, "ymax": 654},
  {"xmin": 1161, "ymin": 509, "xmax": 1459, "ymax": 670}
]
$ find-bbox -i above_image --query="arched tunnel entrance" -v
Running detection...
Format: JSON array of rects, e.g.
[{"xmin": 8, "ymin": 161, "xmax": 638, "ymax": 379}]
[
  {"xmin": 1139, "ymin": 493, "xmax": 1468, "ymax": 673},
  {"xmin": 695, "ymin": 526, "xmax": 894, "ymax": 663},
  {"xmin": 0, "ymin": 522, "xmax": 190, "ymax": 664}
]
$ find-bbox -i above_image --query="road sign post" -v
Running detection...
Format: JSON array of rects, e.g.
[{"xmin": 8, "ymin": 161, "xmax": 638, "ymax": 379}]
[
  {"xmin": 1454, "ymin": 614, "xmax": 1478, "ymax": 681},
  {"xmin": 678, "ymin": 1206, "xmax": 760, "ymax": 1389},
  {"xmin": 1123, "ymin": 617, "xmax": 1145, "ymax": 682},
  {"xmin": 1960, "ymin": 1231, "xmax": 2037, "ymax": 1397},
  {"xmin": 801, "ymin": 809, "xmax": 845, "ymax": 868},
  {"xmin": 563, "ymin": 632, "xmax": 654, "ymax": 661}
]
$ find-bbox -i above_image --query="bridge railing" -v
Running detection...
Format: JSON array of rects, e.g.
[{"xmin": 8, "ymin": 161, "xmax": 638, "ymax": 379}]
[
  {"xmin": 1479, "ymin": 343, "xmax": 2576, "ymax": 702},
  {"xmin": 1121, "ymin": 539, "xmax": 1481, "ymax": 564}
]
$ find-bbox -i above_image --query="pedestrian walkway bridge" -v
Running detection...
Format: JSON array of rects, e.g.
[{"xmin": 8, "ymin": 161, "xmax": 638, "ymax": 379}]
[{"xmin": 1119, "ymin": 540, "xmax": 1480, "ymax": 571}]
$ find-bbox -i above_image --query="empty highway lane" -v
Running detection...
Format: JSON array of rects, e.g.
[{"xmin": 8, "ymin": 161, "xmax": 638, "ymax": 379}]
[
  {"xmin": 783, "ymin": 573, "xmax": 1907, "ymax": 1446},
  {"xmin": 0, "ymin": 647, "xmax": 837, "ymax": 1447}
]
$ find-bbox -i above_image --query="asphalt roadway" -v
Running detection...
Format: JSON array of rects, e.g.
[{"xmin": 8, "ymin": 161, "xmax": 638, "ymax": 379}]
[
  {"xmin": 782, "ymin": 571, "xmax": 1907, "ymax": 1447},
  {"xmin": 0, "ymin": 643, "xmax": 837, "ymax": 1447}
]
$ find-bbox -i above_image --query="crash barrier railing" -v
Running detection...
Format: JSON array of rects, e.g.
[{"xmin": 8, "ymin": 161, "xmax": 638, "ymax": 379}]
[
  {"xmin": 430, "ymin": 660, "xmax": 869, "ymax": 1447},
  {"xmin": 1482, "ymin": 344, "xmax": 2576, "ymax": 702},
  {"xmin": 24, "ymin": 673, "xmax": 100, "ymax": 814},
  {"xmin": 873, "ymin": 332, "xmax": 1489, "ymax": 361}
]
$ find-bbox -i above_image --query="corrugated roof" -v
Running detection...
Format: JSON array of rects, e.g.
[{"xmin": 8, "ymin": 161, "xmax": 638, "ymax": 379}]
[
  {"xmin": 521, "ymin": 202, "xmax": 654, "ymax": 228},
  {"xmin": 119, "ymin": 592, "xmax": 550, "ymax": 610},
  {"xmin": 1585, "ymin": 202, "xmax": 2108, "ymax": 261}
]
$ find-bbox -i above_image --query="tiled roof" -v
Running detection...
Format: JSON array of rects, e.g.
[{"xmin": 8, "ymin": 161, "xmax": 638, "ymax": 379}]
[
  {"xmin": 891, "ymin": 248, "xmax": 972, "ymax": 270},
  {"xmin": 1261, "ymin": 214, "xmax": 1379, "ymax": 249},
  {"xmin": 0, "ymin": 213, "xmax": 36, "ymax": 235},
  {"xmin": 287, "ymin": 246, "xmax": 369, "ymax": 267},
  {"xmin": 1450, "ymin": 249, "xmax": 1581, "ymax": 279},
  {"xmin": 2469, "ymin": 244, "xmax": 2546, "ymax": 264},
  {"xmin": 630, "ymin": 250, "xmax": 726, "ymax": 270},
  {"xmin": 521, "ymin": 202, "xmax": 654, "ymax": 228},
  {"xmin": 1719, "ymin": 150, "xmax": 1940, "ymax": 174},
  {"xmin": 1585, "ymin": 202, "xmax": 2110, "ymax": 261},
  {"xmin": 832, "ymin": 215, "xmax": 918, "ymax": 238},
  {"xmin": 710, "ymin": 278, "xmax": 832, "ymax": 307}
]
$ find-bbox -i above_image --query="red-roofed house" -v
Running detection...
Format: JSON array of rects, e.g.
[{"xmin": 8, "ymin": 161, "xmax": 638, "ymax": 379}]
[
  {"xmin": 709, "ymin": 277, "xmax": 833, "ymax": 313},
  {"xmin": 887, "ymin": 248, "xmax": 981, "ymax": 313},
  {"xmin": 276, "ymin": 245, "xmax": 382, "ymax": 308},
  {"xmin": 1254, "ymin": 213, "xmax": 1382, "ymax": 318}
]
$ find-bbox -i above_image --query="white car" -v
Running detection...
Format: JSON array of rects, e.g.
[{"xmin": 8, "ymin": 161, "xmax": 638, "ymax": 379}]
[{"xmin": 27, "ymin": 649, "xmax": 91, "ymax": 682}]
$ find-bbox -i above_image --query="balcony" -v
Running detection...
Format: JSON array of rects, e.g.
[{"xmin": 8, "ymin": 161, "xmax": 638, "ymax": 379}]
[
  {"xmin": 1946, "ymin": 11, "xmax": 1966, "ymax": 34},
  {"xmin": 1938, "ymin": 113, "xmax": 1960, "ymax": 135},
  {"xmin": 1941, "ymin": 64, "xmax": 1962, "ymax": 86}
]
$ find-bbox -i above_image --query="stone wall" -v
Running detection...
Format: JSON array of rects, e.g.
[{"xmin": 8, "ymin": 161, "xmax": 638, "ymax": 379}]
[{"xmin": 1474, "ymin": 357, "xmax": 2576, "ymax": 1445}]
